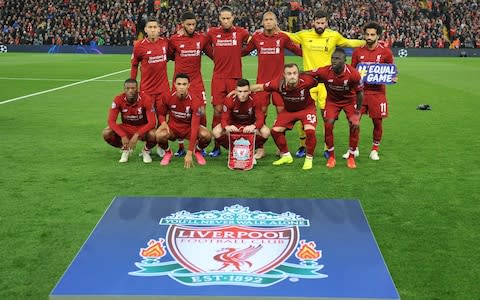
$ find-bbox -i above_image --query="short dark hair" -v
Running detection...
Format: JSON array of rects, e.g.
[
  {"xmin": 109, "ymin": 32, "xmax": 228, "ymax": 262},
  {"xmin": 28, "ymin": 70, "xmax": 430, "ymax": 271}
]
[
  {"xmin": 124, "ymin": 78, "xmax": 137, "ymax": 85},
  {"xmin": 364, "ymin": 22, "xmax": 383, "ymax": 35},
  {"xmin": 146, "ymin": 16, "xmax": 159, "ymax": 25},
  {"xmin": 284, "ymin": 63, "xmax": 299, "ymax": 70},
  {"xmin": 181, "ymin": 11, "xmax": 196, "ymax": 22},
  {"xmin": 174, "ymin": 73, "xmax": 190, "ymax": 82},
  {"xmin": 220, "ymin": 6, "xmax": 234, "ymax": 14},
  {"xmin": 333, "ymin": 47, "xmax": 346, "ymax": 56},
  {"xmin": 237, "ymin": 78, "xmax": 250, "ymax": 87},
  {"xmin": 313, "ymin": 10, "xmax": 328, "ymax": 20}
]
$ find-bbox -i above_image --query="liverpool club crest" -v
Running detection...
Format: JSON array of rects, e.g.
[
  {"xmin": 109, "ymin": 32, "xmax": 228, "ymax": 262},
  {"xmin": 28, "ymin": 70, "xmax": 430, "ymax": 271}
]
[{"xmin": 129, "ymin": 205, "xmax": 327, "ymax": 286}]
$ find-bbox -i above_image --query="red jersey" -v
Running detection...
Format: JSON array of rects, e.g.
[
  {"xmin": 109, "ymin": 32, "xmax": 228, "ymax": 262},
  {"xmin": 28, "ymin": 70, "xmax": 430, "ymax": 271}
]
[
  {"xmin": 108, "ymin": 92, "xmax": 156, "ymax": 137},
  {"xmin": 168, "ymin": 32, "xmax": 213, "ymax": 90},
  {"xmin": 263, "ymin": 74, "xmax": 318, "ymax": 112},
  {"xmin": 242, "ymin": 31, "xmax": 302, "ymax": 83},
  {"xmin": 130, "ymin": 38, "xmax": 170, "ymax": 95},
  {"xmin": 351, "ymin": 44, "xmax": 394, "ymax": 94},
  {"xmin": 207, "ymin": 26, "xmax": 249, "ymax": 79},
  {"xmin": 308, "ymin": 65, "xmax": 363, "ymax": 104},
  {"xmin": 158, "ymin": 92, "xmax": 204, "ymax": 151},
  {"xmin": 221, "ymin": 94, "xmax": 264, "ymax": 129}
]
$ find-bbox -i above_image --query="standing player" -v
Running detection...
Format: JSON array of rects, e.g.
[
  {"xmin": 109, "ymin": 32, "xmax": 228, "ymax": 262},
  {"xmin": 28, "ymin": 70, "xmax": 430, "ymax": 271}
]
[
  {"xmin": 206, "ymin": 6, "xmax": 250, "ymax": 157},
  {"xmin": 283, "ymin": 10, "xmax": 365, "ymax": 158},
  {"xmin": 212, "ymin": 79, "xmax": 270, "ymax": 155},
  {"xmin": 155, "ymin": 74, "xmax": 212, "ymax": 168},
  {"xmin": 307, "ymin": 48, "xmax": 364, "ymax": 169},
  {"xmin": 130, "ymin": 16, "xmax": 170, "ymax": 158},
  {"xmin": 344, "ymin": 22, "xmax": 394, "ymax": 161},
  {"xmin": 168, "ymin": 11, "xmax": 214, "ymax": 157},
  {"xmin": 241, "ymin": 11, "xmax": 302, "ymax": 159},
  {"xmin": 102, "ymin": 79, "xmax": 157, "ymax": 163},
  {"xmin": 250, "ymin": 63, "xmax": 319, "ymax": 170}
]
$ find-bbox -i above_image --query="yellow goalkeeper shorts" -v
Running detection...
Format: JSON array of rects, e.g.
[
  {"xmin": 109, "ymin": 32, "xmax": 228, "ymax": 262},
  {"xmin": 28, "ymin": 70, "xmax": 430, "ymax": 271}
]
[{"xmin": 310, "ymin": 83, "xmax": 327, "ymax": 110}]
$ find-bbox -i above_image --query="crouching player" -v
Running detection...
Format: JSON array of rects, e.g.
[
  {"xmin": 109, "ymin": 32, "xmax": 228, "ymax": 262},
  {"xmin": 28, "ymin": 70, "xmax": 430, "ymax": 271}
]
[
  {"xmin": 155, "ymin": 73, "xmax": 212, "ymax": 168},
  {"xmin": 102, "ymin": 79, "xmax": 157, "ymax": 163},
  {"xmin": 212, "ymin": 79, "xmax": 270, "ymax": 157}
]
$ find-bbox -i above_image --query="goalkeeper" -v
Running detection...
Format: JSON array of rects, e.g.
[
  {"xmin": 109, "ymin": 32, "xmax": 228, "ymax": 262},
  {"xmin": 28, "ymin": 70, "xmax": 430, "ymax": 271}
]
[{"xmin": 283, "ymin": 10, "xmax": 365, "ymax": 158}]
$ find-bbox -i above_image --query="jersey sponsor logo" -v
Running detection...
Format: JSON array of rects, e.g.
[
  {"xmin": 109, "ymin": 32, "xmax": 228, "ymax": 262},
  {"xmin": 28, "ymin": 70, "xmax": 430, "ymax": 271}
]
[
  {"xmin": 129, "ymin": 205, "xmax": 327, "ymax": 286},
  {"xmin": 357, "ymin": 63, "xmax": 397, "ymax": 84}
]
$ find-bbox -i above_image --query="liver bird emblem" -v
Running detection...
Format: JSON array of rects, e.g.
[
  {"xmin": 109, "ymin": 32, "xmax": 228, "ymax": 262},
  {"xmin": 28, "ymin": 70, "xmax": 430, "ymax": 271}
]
[{"xmin": 213, "ymin": 245, "xmax": 263, "ymax": 271}]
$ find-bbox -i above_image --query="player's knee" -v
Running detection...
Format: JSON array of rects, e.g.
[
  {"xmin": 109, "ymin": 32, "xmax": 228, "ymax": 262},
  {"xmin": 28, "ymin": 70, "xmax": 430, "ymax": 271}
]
[
  {"xmin": 272, "ymin": 126, "xmax": 285, "ymax": 133},
  {"xmin": 212, "ymin": 124, "xmax": 223, "ymax": 138},
  {"xmin": 304, "ymin": 124, "xmax": 315, "ymax": 131},
  {"xmin": 199, "ymin": 128, "xmax": 212, "ymax": 141},
  {"xmin": 155, "ymin": 129, "xmax": 168, "ymax": 142},
  {"xmin": 260, "ymin": 126, "xmax": 270, "ymax": 138},
  {"xmin": 102, "ymin": 127, "xmax": 113, "ymax": 140},
  {"xmin": 146, "ymin": 130, "xmax": 157, "ymax": 143}
]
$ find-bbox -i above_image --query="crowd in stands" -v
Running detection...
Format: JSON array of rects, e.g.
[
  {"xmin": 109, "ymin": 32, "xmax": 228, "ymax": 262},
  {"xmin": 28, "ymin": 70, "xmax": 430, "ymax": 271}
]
[{"xmin": 0, "ymin": 0, "xmax": 478, "ymax": 48}]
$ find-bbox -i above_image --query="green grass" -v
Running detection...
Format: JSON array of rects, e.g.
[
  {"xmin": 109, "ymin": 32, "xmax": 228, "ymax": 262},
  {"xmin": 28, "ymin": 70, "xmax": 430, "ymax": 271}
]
[{"xmin": 0, "ymin": 53, "xmax": 479, "ymax": 299}]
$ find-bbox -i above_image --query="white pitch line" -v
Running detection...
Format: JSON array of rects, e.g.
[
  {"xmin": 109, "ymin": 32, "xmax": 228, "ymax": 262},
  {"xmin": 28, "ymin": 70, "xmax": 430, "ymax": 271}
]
[
  {"xmin": 0, "ymin": 69, "xmax": 130, "ymax": 105},
  {"xmin": 0, "ymin": 77, "xmax": 125, "ymax": 82}
]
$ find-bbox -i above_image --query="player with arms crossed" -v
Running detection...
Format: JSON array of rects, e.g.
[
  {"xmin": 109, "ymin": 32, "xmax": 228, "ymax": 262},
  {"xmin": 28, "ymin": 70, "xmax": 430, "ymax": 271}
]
[
  {"xmin": 168, "ymin": 11, "xmax": 214, "ymax": 157},
  {"xmin": 155, "ymin": 74, "xmax": 212, "ymax": 168},
  {"xmin": 130, "ymin": 16, "xmax": 170, "ymax": 158},
  {"xmin": 212, "ymin": 79, "xmax": 270, "ymax": 158},
  {"xmin": 241, "ymin": 11, "xmax": 302, "ymax": 159},
  {"xmin": 283, "ymin": 10, "xmax": 365, "ymax": 158},
  {"xmin": 206, "ymin": 6, "xmax": 250, "ymax": 157},
  {"xmin": 345, "ymin": 22, "xmax": 394, "ymax": 161},
  {"xmin": 102, "ymin": 79, "xmax": 157, "ymax": 163},
  {"xmin": 250, "ymin": 63, "xmax": 319, "ymax": 170},
  {"xmin": 307, "ymin": 48, "xmax": 363, "ymax": 169}
]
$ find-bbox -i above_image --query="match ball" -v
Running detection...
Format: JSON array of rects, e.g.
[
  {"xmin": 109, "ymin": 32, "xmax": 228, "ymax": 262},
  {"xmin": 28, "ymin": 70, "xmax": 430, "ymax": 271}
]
[
  {"xmin": 250, "ymin": 49, "xmax": 258, "ymax": 56},
  {"xmin": 398, "ymin": 48, "xmax": 408, "ymax": 57},
  {"xmin": 0, "ymin": 45, "xmax": 7, "ymax": 53}
]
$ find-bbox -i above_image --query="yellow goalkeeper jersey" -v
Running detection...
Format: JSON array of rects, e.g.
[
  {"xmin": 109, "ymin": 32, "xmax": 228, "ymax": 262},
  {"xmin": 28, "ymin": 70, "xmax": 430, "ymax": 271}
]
[{"xmin": 284, "ymin": 28, "xmax": 366, "ymax": 70}]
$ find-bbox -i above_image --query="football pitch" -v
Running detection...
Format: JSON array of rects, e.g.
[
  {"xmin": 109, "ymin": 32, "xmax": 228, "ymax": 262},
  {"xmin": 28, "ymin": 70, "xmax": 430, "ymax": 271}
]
[{"xmin": 0, "ymin": 53, "xmax": 479, "ymax": 299}]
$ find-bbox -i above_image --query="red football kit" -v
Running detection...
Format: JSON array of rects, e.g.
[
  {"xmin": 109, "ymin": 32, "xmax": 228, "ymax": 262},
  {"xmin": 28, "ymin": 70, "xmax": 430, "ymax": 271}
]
[
  {"xmin": 221, "ymin": 94, "xmax": 265, "ymax": 129},
  {"xmin": 157, "ymin": 92, "xmax": 204, "ymax": 152},
  {"xmin": 351, "ymin": 44, "xmax": 393, "ymax": 118},
  {"xmin": 107, "ymin": 92, "xmax": 156, "ymax": 139},
  {"xmin": 242, "ymin": 31, "xmax": 302, "ymax": 107},
  {"xmin": 206, "ymin": 26, "xmax": 249, "ymax": 105},
  {"xmin": 131, "ymin": 38, "xmax": 170, "ymax": 101}
]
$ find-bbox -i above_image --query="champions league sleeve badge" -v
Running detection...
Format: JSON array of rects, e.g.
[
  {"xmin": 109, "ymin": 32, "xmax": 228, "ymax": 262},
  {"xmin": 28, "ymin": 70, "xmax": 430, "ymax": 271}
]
[
  {"xmin": 357, "ymin": 63, "xmax": 398, "ymax": 85},
  {"xmin": 128, "ymin": 205, "xmax": 327, "ymax": 287}
]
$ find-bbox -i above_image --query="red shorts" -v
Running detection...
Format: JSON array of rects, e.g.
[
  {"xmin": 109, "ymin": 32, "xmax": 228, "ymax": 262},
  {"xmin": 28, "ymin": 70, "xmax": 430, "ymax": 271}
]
[
  {"xmin": 255, "ymin": 91, "xmax": 283, "ymax": 108},
  {"xmin": 324, "ymin": 100, "xmax": 358, "ymax": 121},
  {"xmin": 115, "ymin": 124, "xmax": 148, "ymax": 140},
  {"xmin": 361, "ymin": 93, "xmax": 388, "ymax": 118},
  {"xmin": 168, "ymin": 121, "xmax": 192, "ymax": 140},
  {"xmin": 274, "ymin": 106, "xmax": 318, "ymax": 129},
  {"xmin": 211, "ymin": 77, "xmax": 238, "ymax": 106}
]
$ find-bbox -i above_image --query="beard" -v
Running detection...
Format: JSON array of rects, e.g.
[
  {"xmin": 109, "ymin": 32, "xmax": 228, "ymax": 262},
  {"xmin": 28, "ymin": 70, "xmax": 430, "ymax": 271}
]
[
  {"xmin": 366, "ymin": 39, "xmax": 376, "ymax": 45},
  {"xmin": 315, "ymin": 27, "xmax": 325, "ymax": 35}
]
